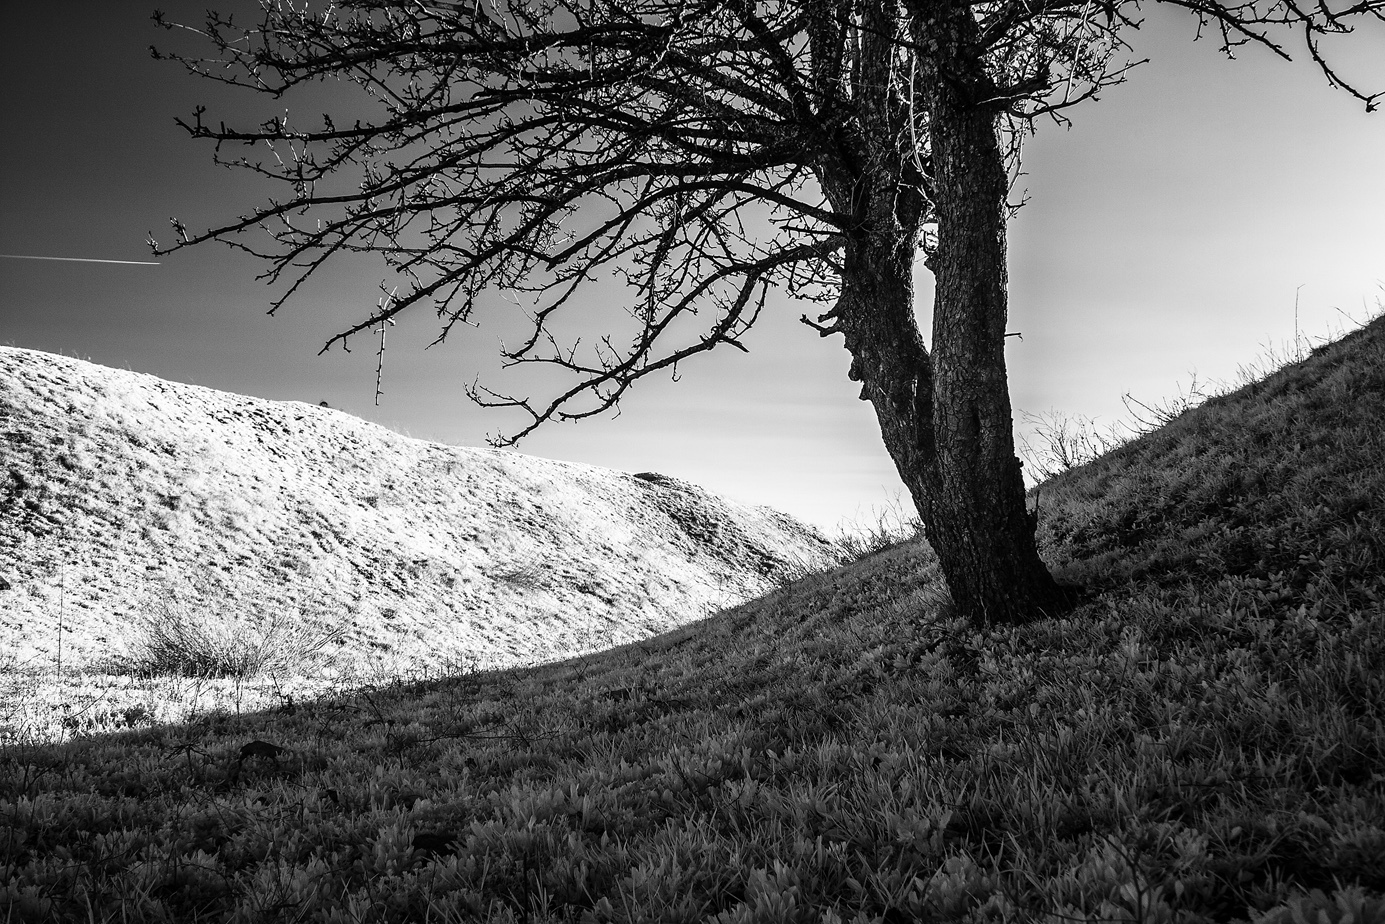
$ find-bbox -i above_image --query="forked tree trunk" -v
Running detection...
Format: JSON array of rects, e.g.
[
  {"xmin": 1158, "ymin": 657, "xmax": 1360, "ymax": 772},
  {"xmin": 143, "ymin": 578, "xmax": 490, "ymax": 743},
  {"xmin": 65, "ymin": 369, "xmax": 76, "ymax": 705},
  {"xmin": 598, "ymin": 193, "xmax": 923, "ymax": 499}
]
[
  {"xmin": 920, "ymin": 68, "xmax": 1067, "ymax": 624},
  {"xmin": 831, "ymin": 4, "xmax": 1066, "ymax": 626},
  {"xmin": 837, "ymin": 224, "xmax": 1063, "ymax": 626}
]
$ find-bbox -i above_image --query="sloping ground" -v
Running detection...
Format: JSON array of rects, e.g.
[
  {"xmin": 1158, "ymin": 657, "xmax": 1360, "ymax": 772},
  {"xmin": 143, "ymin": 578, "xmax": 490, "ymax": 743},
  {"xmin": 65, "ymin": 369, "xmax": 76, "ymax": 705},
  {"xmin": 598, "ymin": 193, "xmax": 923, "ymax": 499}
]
[
  {"xmin": 3, "ymin": 319, "xmax": 1383, "ymax": 923},
  {"xmin": 0, "ymin": 346, "xmax": 840, "ymax": 674},
  {"xmin": 1035, "ymin": 313, "xmax": 1385, "ymax": 602}
]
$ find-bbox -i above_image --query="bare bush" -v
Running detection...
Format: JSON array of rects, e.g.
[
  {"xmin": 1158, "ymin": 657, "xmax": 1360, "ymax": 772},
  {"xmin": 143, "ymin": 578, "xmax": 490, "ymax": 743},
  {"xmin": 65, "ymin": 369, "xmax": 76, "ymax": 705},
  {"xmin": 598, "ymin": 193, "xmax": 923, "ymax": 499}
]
[
  {"xmin": 835, "ymin": 497, "xmax": 925, "ymax": 561},
  {"xmin": 1019, "ymin": 411, "xmax": 1132, "ymax": 484},
  {"xmin": 120, "ymin": 594, "xmax": 344, "ymax": 679},
  {"xmin": 1121, "ymin": 371, "xmax": 1225, "ymax": 433},
  {"xmin": 492, "ymin": 554, "xmax": 547, "ymax": 591}
]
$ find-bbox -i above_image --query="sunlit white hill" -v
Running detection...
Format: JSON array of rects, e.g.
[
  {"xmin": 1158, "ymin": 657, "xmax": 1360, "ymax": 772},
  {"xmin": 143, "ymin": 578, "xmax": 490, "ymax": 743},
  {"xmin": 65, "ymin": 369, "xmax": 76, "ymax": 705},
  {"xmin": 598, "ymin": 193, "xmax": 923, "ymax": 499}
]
[{"xmin": 0, "ymin": 346, "xmax": 840, "ymax": 677}]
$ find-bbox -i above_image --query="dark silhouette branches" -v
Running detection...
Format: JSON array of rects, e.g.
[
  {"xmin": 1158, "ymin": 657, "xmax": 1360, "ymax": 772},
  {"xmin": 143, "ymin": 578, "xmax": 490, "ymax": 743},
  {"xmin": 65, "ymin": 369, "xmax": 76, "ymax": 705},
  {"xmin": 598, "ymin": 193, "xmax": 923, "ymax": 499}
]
[
  {"xmin": 1155, "ymin": 0, "xmax": 1384, "ymax": 110},
  {"xmin": 150, "ymin": 0, "xmax": 1381, "ymax": 446},
  {"xmin": 152, "ymin": 1, "xmax": 860, "ymax": 443},
  {"xmin": 154, "ymin": 0, "xmax": 1381, "ymax": 624}
]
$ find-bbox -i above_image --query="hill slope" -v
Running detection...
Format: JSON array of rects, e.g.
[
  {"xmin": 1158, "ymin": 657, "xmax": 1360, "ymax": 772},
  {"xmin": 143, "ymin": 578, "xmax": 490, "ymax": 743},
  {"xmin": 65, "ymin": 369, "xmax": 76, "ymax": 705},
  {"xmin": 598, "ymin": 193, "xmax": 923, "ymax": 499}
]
[
  {"xmin": 0, "ymin": 346, "xmax": 840, "ymax": 673},
  {"xmin": 1035, "ymin": 313, "xmax": 1385, "ymax": 600},
  {"xmin": 3, "ymin": 319, "xmax": 1383, "ymax": 923}
]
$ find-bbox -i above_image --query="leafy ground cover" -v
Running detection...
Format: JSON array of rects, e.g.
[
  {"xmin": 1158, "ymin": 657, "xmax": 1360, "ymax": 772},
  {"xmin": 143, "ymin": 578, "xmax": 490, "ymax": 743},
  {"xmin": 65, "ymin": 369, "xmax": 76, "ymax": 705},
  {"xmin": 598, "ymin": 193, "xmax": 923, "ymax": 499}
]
[{"xmin": 3, "ymin": 318, "xmax": 1384, "ymax": 922}]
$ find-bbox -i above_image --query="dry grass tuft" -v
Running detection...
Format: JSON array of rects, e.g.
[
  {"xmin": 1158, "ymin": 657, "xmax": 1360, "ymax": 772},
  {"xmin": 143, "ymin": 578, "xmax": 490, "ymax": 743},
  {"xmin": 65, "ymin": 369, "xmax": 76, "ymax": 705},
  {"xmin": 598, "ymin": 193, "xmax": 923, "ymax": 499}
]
[{"xmin": 117, "ymin": 596, "xmax": 345, "ymax": 679}]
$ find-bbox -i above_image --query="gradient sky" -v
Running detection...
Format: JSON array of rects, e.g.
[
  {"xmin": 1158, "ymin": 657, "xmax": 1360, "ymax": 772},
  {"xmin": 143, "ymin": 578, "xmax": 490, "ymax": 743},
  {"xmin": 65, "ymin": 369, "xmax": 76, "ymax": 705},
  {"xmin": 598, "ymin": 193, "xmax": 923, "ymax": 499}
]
[{"xmin": 3, "ymin": 3, "xmax": 1382, "ymax": 533}]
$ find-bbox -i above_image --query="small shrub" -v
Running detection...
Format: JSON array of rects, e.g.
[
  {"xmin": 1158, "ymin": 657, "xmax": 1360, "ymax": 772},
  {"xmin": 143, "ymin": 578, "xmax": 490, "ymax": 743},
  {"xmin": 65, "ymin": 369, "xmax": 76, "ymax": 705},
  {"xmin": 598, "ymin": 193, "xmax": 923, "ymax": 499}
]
[
  {"xmin": 1019, "ymin": 409, "xmax": 1131, "ymax": 484},
  {"xmin": 835, "ymin": 495, "xmax": 924, "ymax": 561},
  {"xmin": 1121, "ymin": 370, "xmax": 1224, "ymax": 432},
  {"xmin": 770, "ymin": 553, "xmax": 821, "ymax": 586},
  {"xmin": 493, "ymin": 555, "xmax": 546, "ymax": 590},
  {"xmin": 121, "ymin": 595, "xmax": 344, "ymax": 679}
]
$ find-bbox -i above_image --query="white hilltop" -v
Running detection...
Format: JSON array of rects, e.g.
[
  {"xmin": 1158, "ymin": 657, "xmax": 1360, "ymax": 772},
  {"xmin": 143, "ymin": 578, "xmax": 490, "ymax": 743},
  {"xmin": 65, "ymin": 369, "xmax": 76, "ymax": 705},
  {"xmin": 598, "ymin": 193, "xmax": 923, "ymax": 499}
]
[{"xmin": 0, "ymin": 346, "xmax": 842, "ymax": 678}]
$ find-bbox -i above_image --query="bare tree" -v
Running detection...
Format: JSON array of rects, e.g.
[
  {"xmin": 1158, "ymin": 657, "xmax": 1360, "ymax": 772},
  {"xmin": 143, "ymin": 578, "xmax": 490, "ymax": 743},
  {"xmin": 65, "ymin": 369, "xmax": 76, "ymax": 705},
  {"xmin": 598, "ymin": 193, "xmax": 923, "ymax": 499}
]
[{"xmin": 151, "ymin": 0, "xmax": 1381, "ymax": 626}]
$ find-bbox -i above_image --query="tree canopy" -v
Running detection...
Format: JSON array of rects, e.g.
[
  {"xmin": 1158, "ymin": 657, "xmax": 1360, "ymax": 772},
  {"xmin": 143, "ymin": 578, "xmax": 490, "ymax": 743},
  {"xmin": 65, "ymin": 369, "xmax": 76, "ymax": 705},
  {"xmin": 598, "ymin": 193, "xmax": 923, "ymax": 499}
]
[{"xmin": 154, "ymin": 0, "xmax": 1381, "ymax": 625}]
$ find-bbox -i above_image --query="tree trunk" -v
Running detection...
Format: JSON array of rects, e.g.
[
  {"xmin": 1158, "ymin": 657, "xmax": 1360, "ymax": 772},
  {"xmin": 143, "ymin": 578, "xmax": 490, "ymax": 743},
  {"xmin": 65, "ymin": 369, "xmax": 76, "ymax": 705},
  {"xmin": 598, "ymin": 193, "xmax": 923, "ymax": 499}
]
[
  {"xmin": 836, "ymin": 226, "xmax": 1063, "ymax": 626},
  {"xmin": 830, "ymin": 2, "xmax": 1066, "ymax": 626},
  {"xmin": 919, "ymin": 12, "xmax": 1066, "ymax": 625}
]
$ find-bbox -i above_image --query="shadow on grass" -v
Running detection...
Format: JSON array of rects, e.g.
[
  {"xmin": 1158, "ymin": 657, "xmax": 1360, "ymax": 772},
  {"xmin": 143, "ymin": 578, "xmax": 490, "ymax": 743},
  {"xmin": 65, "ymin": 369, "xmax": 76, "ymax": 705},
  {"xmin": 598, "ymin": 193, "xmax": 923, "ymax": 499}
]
[{"xmin": 5, "ymin": 318, "xmax": 1385, "ymax": 922}]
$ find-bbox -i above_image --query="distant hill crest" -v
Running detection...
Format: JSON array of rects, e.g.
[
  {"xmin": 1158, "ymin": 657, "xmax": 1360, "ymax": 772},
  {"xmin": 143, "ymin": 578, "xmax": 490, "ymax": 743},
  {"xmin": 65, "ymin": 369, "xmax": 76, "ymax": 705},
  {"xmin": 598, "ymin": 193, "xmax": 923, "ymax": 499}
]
[{"xmin": 0, "ymin": 346, "xmax": 840, "ymax": 674}]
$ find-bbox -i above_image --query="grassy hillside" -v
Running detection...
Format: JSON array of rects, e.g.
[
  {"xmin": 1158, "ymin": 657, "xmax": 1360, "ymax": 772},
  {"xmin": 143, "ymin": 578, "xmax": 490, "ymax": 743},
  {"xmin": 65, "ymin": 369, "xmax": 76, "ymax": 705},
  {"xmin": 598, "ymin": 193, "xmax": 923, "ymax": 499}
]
[
  {"xmin": 0, "ymin": 345, "xmax": 841, "ymax": 739},
  {"xmin": 3, "ymin": 318, "xmax": 1384, "ymax": 922},
  {"xmin": 0, "ymin": 345, "xmax": 839, "ymax": 678}
]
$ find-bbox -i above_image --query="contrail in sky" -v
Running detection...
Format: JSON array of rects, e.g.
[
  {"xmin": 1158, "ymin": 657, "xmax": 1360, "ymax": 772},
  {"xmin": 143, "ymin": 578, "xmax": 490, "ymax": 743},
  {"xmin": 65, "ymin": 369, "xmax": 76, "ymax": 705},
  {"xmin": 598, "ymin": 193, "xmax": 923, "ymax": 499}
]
[{"xmin": 0, "ymin": 254, "xmax": 160, "ymax": 265}]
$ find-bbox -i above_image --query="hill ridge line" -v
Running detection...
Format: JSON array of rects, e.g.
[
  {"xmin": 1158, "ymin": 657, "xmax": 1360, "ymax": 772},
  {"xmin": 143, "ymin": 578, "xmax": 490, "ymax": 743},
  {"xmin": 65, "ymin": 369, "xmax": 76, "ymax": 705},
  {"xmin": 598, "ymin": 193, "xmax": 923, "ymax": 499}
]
[{"xmin": 0, "ymin": 345, "xmax": 840, "ymax": 676}]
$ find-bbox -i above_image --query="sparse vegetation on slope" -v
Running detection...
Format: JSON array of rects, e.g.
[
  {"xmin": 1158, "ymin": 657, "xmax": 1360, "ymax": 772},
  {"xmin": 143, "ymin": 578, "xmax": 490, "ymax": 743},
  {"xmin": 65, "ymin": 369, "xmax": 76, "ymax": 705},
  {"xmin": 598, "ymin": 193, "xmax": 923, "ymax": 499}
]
[
  {"xmin": 0, "ymin": 344, "xmax": 840, "ymax": 677},
  {"xmin": 3, "ymin": 318, "xmax": 1384, "ymax": 923}
]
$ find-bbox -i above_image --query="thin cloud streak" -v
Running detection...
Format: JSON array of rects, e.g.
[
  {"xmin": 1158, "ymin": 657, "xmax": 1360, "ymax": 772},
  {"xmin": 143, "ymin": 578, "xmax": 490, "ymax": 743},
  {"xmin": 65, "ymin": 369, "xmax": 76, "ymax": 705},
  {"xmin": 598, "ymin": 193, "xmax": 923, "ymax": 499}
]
[{"xmin": 0, "ymin": 254, "xmax": 160, "ymax": 265}]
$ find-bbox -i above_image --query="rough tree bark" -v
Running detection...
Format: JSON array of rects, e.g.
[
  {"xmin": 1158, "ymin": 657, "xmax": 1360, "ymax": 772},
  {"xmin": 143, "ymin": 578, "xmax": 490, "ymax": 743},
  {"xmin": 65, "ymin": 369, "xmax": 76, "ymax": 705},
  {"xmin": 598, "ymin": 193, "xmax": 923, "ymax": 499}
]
[
  {"xmin": 833, "ymin": 231, "xmax": 1065, "ymax": 626},
  {"xmin": 826, "ymin": 0, "xmax": 1067, "ymax": 626}
]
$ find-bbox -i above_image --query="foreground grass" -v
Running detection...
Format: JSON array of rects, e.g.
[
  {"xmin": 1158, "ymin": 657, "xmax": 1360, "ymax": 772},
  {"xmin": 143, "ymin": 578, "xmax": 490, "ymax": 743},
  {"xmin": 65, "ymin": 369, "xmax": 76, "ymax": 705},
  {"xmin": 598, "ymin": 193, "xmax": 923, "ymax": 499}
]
[{"xmin": 3, "ymin": 320, "xmax": 1385, "ymax": 922}]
